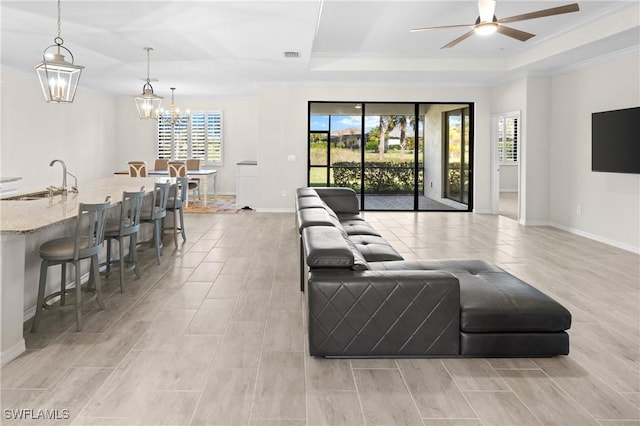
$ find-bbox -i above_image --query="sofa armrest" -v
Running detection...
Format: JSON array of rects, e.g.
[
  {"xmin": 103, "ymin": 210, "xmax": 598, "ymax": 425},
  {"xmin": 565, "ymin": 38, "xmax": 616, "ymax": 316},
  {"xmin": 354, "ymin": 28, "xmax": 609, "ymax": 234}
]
[{"xmin": 307, "ymin": 270, "xmax": 460, "ymax": 357}]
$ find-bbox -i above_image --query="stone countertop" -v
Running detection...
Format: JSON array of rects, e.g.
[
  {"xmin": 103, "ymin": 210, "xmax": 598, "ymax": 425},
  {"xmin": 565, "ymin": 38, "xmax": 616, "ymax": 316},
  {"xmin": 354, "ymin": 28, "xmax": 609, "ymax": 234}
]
[{"xmin": 0, "ymin": 176, "xmax": 176, "ymax": 234}]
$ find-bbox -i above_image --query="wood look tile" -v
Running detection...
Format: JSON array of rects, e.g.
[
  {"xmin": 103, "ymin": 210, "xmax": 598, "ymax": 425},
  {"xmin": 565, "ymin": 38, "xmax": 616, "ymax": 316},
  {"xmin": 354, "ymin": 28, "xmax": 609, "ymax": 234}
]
[
  {"xmin": 306, "ymin": 357, "xmax": 356, "ymax": 391},
  {"xmin": 262, "ymin": 309, "xmax": 304, "ymax": 352},
  {"xmin": 497, "ymin": 369, "xmax": 598, "ymax": 425},
  {"xmin": 464, "ymin": 391, "xmax": 541, "ymax": 425},
  {"xmin": 307, "ymin": 390, "xmax": 365, "ymax": 426},
  {"xmin": 152, "ymin": 334, "xmax": 220, "ymax": 391},
  {"xmin": 252, "ymin": 351, "xmax": 306, "ymax": 420},
  {"xmin": 1, "ymin": 211, "xmax": 638, "ymax": 426},
  {"xmin": 131, "ymin": 390, "xmax": 200, "ymax": 425},
  {"xmin": 206, "ymin": 274, "xmax": 244, "ymax": 299},
  {"xmin": 354, "ymin": 368, "xmax": 423, "ymax": 426},
  {"xmin": 442, "ymin": 359, "xmax": 509, "ymax": 391},
  {"xmin": 186, "ymin": 298, "xmax": 235, "ymax": 335},
  {"xmin": 214, "ymin": 320, "xmax": 265, "ymax": 369},
  {"xmin": 421, "ymin": 420, "xmax": 483, "ymax": 426},
  {"xmin": 535, "ymin": 356, "xmax": 640, "ymax": 421},
  {"xmin": 231, "ymin": 289, "xmax": 271, "ymax": 321},
  {"xmin": 398, "ymin": 359, "xmax": 476, "ymax": 420}
]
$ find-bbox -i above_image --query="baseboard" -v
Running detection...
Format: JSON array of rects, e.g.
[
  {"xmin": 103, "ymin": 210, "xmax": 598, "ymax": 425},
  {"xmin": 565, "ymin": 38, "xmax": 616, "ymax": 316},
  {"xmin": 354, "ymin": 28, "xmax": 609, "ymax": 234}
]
[
  {"xmin": 255, "ymin": 207, "xmax": 296, "ymax": 213},
  {"xmin": 1, "ymin": 338, "xmax": 26, "ymax": 367},
  {"xmin": 548, "ymin": 222, "xmax": 640, "ymax": 254}
]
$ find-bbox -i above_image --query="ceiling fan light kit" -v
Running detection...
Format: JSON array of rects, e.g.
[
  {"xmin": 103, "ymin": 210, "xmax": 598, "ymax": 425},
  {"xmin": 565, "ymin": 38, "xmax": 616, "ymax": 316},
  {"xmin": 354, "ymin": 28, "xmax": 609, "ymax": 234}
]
[{"xmin": 411, "ymin": 1, "xmax": 580, "ymax": 48}]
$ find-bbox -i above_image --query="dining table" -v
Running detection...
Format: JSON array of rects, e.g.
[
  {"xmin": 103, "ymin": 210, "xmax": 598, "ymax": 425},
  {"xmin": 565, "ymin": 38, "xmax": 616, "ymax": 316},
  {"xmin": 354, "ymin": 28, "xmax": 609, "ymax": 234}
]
[{"xmin": 114, "ymin": 169, "xmax": 217, "ymax": 205}]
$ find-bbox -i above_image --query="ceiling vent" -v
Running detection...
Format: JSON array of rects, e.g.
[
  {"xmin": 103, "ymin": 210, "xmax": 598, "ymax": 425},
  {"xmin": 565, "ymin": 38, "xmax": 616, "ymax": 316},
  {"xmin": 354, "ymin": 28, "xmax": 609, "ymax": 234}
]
[{"xmin": 283, "ymin": 51, "xmax": 300, "ymax": 58}]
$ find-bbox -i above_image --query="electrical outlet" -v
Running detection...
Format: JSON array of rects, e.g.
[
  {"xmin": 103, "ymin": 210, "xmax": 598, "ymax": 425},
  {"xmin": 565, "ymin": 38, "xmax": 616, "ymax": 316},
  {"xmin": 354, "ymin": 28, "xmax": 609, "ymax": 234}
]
[
  {"xmin": 281, "ymin": 190, "xmax": 286, "ymax": 197},
  {"xmin": 577, "ymin": 205, "xmax": 582, "ymax": 215}
]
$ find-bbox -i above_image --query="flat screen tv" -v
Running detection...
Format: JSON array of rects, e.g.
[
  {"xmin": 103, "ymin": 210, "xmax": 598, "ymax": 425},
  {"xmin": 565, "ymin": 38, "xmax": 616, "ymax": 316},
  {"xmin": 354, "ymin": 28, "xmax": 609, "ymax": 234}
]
[{"xmin": 592, "ymin": 106, "xmax": 640, "ymax": 174}]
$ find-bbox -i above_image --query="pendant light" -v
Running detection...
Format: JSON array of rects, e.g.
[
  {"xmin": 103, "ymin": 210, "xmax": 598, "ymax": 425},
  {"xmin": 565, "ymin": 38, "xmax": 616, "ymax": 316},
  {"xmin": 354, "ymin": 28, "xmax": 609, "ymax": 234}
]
[
  {"xmin": 35, "ymin": 0, "xmax": 84, "ymax": 103},
  {"xmin": 134, "ymin": 47, "xmax": 163, "ymax": 119}
]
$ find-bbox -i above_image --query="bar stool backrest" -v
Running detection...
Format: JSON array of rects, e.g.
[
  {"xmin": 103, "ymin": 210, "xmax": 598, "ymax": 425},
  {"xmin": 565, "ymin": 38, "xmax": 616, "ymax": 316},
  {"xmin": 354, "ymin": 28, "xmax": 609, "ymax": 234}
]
[
  {"xmin": 128, "ymin": 161, "xmax": 148, "ymax": 177},
  {"xmin": 119, "ymin": 190, "xmax": 145, "ymax": 235},
  {"xmin": 75, "ymin": 201, "xmax": 111, "ymax": 261},
  {"xmin": 168, "ymin": 161, "xmax": 187, "ymax": 177},
  {"xmin": 151, "ymin": 182, "xmax": 170, "ymax": 218}
]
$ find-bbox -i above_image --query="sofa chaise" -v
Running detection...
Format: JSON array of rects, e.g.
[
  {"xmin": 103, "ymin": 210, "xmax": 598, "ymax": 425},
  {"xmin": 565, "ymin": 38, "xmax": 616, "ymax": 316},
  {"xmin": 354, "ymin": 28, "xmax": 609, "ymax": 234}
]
[{"xmin": 296, "ymin": 187, "xmax": 571, "ymax": 358}]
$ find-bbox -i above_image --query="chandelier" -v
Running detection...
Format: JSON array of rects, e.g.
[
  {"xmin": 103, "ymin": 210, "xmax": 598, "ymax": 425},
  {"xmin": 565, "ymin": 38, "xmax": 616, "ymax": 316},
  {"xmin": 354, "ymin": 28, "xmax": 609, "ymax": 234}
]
[
  {"xmin": 161, "ymin": 87, "xmax": 183, "ymax": 125},
  {"xmin": 35, "ymin": 0, "xmax": 84, "ymax": 103},
  {"xmin": 134, "ymin": 47, "xmax": 163, "ymax": 119}
]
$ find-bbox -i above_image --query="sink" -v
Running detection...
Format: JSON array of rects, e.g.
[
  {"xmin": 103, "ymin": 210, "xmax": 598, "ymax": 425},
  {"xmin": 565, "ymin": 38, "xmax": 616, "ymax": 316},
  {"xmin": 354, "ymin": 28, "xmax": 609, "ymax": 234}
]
[{"xmin": 2, "ymin": 189, "xmax": 64, "ymax": 201}]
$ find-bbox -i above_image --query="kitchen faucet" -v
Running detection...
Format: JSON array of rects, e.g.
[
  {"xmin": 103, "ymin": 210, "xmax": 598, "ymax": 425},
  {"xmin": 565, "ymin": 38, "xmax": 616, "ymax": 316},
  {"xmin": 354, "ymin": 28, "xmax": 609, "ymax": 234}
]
[{"xmin": 49, "ymin": 159, "xmax": 78, "ymax": 194}]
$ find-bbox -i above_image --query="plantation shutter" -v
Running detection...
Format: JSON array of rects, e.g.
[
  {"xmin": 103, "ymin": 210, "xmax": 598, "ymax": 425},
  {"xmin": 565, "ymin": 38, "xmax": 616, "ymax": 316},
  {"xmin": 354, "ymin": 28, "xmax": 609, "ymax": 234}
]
[
  {"xmin": 157, "ymin": 111, "xmax": 223, "ymax": 165},
  {"xmin": 497, "ymin": 116, "xmax": 518, "ymax": 164},
  {"xmin": 157, "ymin": 116, "xmax": 172, "ymax": 159}
]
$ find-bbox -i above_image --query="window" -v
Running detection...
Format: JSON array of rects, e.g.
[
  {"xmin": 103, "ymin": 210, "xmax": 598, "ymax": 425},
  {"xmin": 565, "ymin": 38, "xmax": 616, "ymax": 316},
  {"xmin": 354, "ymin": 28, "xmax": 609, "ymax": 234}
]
[
  {"xmin": 157, "ymin": 111, "xmax": 223, "ymax": 165},
  {"xmin": 497, "ymin": 115, "xmax": 518, "ymax": 164}
]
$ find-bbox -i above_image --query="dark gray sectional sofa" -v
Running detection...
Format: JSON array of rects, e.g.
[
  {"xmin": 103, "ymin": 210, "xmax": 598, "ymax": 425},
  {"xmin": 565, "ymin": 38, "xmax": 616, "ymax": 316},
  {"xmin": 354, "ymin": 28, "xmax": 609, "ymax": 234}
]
[{"xmin": 296, "ymin": 187, "xmax": 571, "ymax": 358}]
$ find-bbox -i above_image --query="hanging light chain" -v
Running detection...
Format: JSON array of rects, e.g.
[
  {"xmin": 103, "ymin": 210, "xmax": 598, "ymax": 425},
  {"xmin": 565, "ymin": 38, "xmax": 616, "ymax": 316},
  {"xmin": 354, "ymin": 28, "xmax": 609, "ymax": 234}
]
[{"xmin": 55, "ymin": 0, "xmax": 63, "ymax": 46}]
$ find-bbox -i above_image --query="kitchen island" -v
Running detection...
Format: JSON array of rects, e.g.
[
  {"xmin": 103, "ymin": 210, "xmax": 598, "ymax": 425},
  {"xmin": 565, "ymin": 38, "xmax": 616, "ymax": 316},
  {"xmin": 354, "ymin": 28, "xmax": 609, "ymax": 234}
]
[{"xmin": 0, "ymin": 176, "xmax": 175, "ymax": 366}]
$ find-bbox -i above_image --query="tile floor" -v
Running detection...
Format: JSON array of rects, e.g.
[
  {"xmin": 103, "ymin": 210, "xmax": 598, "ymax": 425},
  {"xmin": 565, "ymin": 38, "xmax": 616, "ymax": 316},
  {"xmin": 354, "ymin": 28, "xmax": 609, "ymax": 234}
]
[{"xmin": 1, "ymin": 211, "xmax": 639, "ymax": 425}]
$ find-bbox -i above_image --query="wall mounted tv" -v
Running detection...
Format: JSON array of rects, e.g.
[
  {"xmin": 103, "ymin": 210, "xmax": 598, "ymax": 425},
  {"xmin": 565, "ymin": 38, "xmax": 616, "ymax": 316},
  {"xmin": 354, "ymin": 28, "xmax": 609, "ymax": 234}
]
[{"xmin": 591, "ymin": 106, "xmax": 640, "ymax": 174}]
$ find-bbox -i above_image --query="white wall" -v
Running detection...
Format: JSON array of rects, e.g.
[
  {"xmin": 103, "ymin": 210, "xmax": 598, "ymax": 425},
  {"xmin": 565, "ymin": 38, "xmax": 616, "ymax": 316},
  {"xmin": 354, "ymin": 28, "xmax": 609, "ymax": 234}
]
[
  {"xmin": 548, "ymin": 53, "xmax": 640, "ymax": 251},
  {"xmin": 499, "ymin": 165, "xmax": 518, "ymax": 191},
  {"xmin": 113, "ymin": 96, "xmax": 258, "ymax": 195},
  {"xmin": 256, "ymin": 85, "xmax": 492, "ymax": 211},
  {"xmin": 1, "ymin": 68, "xmax": 118, "ymax": 193}
]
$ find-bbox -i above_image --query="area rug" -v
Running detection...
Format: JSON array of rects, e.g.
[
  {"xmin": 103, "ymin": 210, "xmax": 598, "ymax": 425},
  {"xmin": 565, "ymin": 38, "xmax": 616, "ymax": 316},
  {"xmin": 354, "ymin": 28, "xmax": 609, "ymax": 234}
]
[{"xmin": 183, "ymin": 195, "xmax": 242, "ymax": 214}]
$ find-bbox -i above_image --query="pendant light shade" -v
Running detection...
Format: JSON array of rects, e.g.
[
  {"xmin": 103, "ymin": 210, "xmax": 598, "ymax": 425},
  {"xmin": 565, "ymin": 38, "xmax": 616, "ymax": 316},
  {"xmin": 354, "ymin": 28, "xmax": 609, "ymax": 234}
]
[
  {"xmin": 134, "ymin": 47, "xmax": 162, "ymax": 119},
  {"xmin": 35, "ymin": 0, "xmax": 83, "ymax": 103}
]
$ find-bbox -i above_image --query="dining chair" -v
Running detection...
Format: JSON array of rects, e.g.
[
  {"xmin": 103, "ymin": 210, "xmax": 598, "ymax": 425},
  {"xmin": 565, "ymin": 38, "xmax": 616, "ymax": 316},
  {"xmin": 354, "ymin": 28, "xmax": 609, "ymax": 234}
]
[
  {"xmin": 164, "ymin": 177, "xmax": 188, "ymax": 247},
  {"xmin": 140, "ymin": 182, "xmax": 170, "ymax": 265},
  {"xmin": 154, "ymin": 159, "xmax": 168, "ymax": 171},
  {"xmin": 104, "ymin": 189, "xmax": 145, "ymax": 292},
  {"xmin": 32, "ymin": 199, "xmax": 111, "ymax": 332},
  {"xmin": 168, "ymin": 161, "xmax": 187, "ymax": 178},
  {"xmin": 186, "ymin": 159, "xmax": 201, "ymax": 200},
  {"xmin": 128, "ymin": 161, "xmax": 148, "ymax": 177}
]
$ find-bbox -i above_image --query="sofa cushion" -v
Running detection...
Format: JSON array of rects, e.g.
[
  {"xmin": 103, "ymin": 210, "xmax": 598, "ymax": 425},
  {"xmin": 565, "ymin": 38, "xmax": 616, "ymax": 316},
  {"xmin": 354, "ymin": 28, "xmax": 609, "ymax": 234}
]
[
  {"xmin": 297, "ymin": 208, "xmax": 334, "ymax": 232},
  {"xmin": 297, "ymin": 196, "xmax": 325, "ymax": 210},
  {"xmin": 348, "ymin": 235, "xmax": 404, "ymax": 262},
  {"xmin": 296, "ymin": 187, "xmax": 318, "ymax": 198},
  {"xmin": 340, "ymin": 220, "xmax": 381, "ymax": 236},
  {"xmin": 303, "ymin": 226, "xmax": 369, "ymax": 270},
  {"xmin": 457, "ymin": 271, "xmax": 571, "ymax": 333}
]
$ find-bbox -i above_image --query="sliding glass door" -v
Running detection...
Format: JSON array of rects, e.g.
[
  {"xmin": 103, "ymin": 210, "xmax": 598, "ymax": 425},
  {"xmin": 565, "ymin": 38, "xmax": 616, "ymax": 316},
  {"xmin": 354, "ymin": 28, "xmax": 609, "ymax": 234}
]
[{"xmin": 308, "ymin": 101, "xmax": 473, "ymax": 212}]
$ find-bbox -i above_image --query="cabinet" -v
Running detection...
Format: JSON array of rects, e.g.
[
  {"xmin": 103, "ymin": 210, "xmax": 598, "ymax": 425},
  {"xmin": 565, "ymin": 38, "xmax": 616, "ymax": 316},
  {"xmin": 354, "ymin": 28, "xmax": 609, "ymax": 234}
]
[{"xmin": 236, "ymin": 161, "xmax": 257, "ymax": 209}]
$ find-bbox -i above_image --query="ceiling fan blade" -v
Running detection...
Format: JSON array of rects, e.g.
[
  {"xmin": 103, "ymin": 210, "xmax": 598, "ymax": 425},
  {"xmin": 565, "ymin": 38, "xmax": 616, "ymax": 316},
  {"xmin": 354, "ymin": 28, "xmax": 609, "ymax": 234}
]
[
  {"xmin": 498, "ymin": 3, "xmax": 579, "ymax": 24},
  {"xmin": 496, "ymin": 25, "xmax": 536, "ymax": 42},
  {"xmin": 478, "ymin": 0, "xmax": 496, "ymax": 22},
  {"xmin": 410, "ymin": 23, "xmax": 473, "ymax": 32},
  {"xmin": 441, "ymin": 30, "xmax": 476, "ymax": 49}
]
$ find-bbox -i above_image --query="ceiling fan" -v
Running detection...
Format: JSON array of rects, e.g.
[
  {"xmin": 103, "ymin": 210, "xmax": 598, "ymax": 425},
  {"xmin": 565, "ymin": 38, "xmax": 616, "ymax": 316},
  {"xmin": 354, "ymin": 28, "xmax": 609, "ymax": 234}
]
[{"xmin": 410, "ymin": 0, "xmax": 580, "ymax": 48}]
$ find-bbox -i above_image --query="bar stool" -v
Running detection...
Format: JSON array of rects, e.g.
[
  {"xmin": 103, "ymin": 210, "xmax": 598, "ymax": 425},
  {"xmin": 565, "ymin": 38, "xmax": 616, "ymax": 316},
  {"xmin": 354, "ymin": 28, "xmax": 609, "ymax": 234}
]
[
  {"xmin": 128, "ymin": 161, "xmax": 147, "ymax": 177},
  {"xmin": 104, "ymin": 189, "xmax": 145, "ymax": 292},
  {"xmin": 140, "ymin": 182, "xmax": 170, "ymax": 265},
  {"xmin": 32, "ymin": 200, "xmax": 111, "ymax": 332},
  {"xmin": 164, "ymin": 177, "xmax": 188, "ymax": 247}
]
